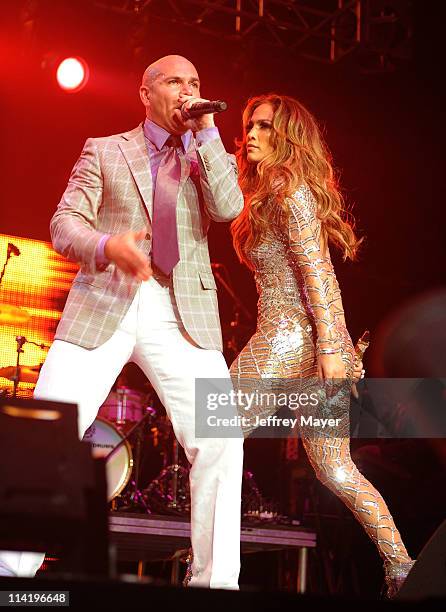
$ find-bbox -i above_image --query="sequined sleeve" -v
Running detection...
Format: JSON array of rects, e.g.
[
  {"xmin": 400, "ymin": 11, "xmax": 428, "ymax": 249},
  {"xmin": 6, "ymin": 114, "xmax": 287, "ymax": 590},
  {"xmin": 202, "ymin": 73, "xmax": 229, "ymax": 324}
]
[{"xmin": 285, "ymin": 185, "xmax": 341, "ymax": 355}]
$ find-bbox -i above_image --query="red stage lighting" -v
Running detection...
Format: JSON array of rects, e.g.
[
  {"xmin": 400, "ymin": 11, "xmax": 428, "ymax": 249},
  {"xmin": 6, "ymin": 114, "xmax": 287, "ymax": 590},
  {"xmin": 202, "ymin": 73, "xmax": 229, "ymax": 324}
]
[{"xmin": 56, "ymin": 57, "xmax": 89, "ymax": 92}]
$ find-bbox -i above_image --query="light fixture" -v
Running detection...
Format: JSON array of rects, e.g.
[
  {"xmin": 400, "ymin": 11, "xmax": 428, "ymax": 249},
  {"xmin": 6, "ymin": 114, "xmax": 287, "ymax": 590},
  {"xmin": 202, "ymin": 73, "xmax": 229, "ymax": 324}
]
[{"xmin": 56, "ymin": 57, "xmax": 89, "ymax": 93}]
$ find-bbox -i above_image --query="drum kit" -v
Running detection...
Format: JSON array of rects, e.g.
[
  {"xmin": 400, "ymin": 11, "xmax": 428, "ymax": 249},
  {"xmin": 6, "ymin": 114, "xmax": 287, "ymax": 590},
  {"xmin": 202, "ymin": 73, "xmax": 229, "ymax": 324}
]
[
  {"xmin": 84, "ymin": 385, "xmax": 192, "ymax": 515},
  {"xmin": 83, "ymin": 383, "xmax": 269, "ymax": 519}
]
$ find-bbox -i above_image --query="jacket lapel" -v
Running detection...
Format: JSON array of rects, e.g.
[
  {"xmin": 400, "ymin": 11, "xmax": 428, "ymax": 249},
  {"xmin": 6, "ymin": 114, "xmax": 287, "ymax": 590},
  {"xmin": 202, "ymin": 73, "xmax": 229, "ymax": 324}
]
[
  {"xmin": 118, "ymin": 125, "xmax": 199, "ymax": 224},
  {"xmin": 119, "ymin": 126, "xmax": 153, "ymax": 221}
]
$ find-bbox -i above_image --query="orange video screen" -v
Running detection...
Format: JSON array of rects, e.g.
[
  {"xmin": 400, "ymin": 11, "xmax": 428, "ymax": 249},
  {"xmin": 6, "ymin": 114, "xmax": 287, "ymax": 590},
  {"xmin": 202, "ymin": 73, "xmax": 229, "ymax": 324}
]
[{"xmin": 0, "ymin": 234, "xmax": 78, "ymax": 397}]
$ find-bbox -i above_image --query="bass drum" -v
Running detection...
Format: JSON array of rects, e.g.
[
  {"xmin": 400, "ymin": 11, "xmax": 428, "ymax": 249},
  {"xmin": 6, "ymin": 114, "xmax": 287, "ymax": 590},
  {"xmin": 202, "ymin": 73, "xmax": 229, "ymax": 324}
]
[{"xmin": 83, "ymin": 417, "xmax": 133, "ymax": 501}]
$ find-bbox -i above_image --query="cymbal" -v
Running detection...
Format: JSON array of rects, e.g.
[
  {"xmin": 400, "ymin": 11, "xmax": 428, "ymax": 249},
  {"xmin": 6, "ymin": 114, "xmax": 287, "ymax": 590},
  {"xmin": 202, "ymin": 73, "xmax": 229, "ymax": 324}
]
[
  {"xmin": 0, "ymin": 303, "xmax": 30, "ymax": 325},
  {"xmin": 0, "ymin": 365, "xmax": 40, "ymax": 384}
]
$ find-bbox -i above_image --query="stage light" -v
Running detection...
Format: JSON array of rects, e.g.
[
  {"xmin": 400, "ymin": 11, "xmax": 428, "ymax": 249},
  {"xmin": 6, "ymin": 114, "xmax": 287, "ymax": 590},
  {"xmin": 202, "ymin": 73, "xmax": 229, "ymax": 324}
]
[{"xmin": 56, "ymin": 57, "xmax": 89, "ymax": 92}]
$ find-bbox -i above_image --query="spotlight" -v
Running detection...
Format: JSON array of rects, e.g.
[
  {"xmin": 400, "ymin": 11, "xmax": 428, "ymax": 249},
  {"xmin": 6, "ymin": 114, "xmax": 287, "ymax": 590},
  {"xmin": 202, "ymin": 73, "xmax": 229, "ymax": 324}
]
[{"xmin": 56, "ymin": 57, "xmax": 89, "ymax": 93}]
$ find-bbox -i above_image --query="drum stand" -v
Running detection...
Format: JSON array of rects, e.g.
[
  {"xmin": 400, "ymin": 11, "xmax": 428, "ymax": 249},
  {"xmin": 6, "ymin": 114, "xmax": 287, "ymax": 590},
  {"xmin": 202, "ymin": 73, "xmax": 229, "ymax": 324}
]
[
  {"xmin": 106, "ymin": 408, "xmax": 156, "ymax": 513},
  {"xmin": 143, "ymin": 437, "xmax": 191, "ymax": 515},
  {"xmin": 12, "ymin": 335, "xmax": 26, "ymax": 398}
]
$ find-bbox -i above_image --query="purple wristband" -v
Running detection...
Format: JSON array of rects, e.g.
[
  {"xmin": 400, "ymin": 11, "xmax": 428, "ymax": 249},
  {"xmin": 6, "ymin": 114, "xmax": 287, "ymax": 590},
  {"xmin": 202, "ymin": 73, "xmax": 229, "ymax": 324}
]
[{"xmin": 96, "ymin": 234, "xmax": 110, "ymax": 265}]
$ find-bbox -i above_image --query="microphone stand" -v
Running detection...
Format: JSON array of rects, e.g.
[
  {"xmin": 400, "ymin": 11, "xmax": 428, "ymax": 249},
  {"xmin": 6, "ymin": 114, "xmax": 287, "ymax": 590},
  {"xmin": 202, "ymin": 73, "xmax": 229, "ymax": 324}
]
[
  {"xmin": 211, "ymin": 265, "xmax": 253, "ymax": 322},
  {"xmin": 211, "ymin": 264, "xmax": 254, "ymax": 360},
  {"xmin": 0, "ymin": 247, "xmax": 16, "ymax": 287},
  {"xmin": 12, "ymin": 336, "xmax": 26, "ymax": 398},
  {"xmin": 12, "ymin": 336, "xmax": 49, "ymax": 398}
]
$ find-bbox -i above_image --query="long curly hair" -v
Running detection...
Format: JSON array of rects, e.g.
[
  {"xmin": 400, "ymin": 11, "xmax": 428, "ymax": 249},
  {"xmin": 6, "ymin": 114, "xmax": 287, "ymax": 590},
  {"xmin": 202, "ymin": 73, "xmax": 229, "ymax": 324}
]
[{"xmin": 231, "ymin": 94, "xmax": 362, "ymax": 269}]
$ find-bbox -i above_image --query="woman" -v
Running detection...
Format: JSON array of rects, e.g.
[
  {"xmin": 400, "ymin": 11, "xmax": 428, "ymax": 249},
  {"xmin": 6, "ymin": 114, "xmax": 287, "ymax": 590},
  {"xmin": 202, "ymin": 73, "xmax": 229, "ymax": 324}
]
[{"xmin": 230, "ymin": 94, "xmax": 414, "ymax": 596}]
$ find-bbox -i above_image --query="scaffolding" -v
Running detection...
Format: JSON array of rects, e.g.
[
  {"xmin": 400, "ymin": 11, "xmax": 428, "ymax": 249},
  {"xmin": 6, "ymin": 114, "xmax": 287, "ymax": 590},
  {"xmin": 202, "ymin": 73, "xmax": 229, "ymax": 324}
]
[{"xmin": 94, "ymin": 0, "xmax": 413, "ymax": 72}]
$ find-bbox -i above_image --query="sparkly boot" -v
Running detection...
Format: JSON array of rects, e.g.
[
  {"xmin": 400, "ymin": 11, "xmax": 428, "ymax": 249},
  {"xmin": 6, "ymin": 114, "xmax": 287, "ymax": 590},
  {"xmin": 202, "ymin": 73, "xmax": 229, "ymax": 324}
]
[
  {"xmin": 301, "ymin": 436, "xmax": 415, "ymax": 597},
  {"xmin": 384, "ymin": 560, "xmax": 416, "ymax": 598}
]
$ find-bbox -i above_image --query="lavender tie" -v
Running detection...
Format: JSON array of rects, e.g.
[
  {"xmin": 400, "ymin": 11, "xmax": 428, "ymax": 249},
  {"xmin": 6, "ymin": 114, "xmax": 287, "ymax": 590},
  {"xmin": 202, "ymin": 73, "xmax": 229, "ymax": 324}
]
[{"xmin": 151, "ymin": 135, "xmax": 182, "ymax": 275}]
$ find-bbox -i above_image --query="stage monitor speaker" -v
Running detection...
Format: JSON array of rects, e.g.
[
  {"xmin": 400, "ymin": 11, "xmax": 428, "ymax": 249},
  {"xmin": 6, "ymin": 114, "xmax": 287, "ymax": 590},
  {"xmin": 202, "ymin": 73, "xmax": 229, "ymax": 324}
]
[
  {"xmin": 0, "ymin": 397, "xmax": 109, "ymax": 577},
  {"xmin": 397, "ymin": 518, "xmax": 446, "ymax": 600}
]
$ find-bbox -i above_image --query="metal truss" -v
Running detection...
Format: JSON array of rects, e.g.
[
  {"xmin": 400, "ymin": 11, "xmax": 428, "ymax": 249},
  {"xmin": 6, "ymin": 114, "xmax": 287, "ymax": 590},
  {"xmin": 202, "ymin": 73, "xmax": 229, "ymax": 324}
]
[{"xmin": 95, "ymin": 0, "xmax": 413, "ymax": 71}]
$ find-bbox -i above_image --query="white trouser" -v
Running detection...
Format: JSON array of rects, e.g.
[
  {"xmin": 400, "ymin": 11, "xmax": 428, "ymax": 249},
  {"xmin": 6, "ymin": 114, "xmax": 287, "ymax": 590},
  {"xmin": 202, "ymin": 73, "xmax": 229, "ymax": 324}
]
[{"xmin": 0, "ymin": 277, "xmax": 243, "ymax": 588}]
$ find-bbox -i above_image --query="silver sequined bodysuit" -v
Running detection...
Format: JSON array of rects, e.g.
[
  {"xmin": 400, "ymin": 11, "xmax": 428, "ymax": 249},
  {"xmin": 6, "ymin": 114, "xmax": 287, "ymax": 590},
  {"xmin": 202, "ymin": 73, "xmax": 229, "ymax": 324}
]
[
  {"xmin": 232, "ymin": 184, "xmax": 355, "ymax": 383},
  {"xmin": 230, "ymin": 185, "xmax": 412, "ymax": 569}
]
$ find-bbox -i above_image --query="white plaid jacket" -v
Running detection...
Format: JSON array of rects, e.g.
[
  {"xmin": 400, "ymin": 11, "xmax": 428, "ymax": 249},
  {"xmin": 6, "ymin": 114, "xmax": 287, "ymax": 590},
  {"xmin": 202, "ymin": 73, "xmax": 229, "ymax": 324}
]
[{"xmin": 51, "ymin": 123, "xmax": 243, "ymax": 350}]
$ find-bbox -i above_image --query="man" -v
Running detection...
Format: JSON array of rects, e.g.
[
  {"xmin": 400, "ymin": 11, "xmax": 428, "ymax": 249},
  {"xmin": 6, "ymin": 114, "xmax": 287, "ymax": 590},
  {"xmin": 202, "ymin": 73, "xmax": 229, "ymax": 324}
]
[{"xmin": 0, "ymin": 55, "xmax": 244, "ymax": 589}]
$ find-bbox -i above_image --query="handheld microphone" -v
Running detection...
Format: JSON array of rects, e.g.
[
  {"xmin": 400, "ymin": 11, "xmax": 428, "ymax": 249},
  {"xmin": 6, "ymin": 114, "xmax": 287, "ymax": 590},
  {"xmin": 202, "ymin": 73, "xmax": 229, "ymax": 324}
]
[
  {"xmin": 351, "ymin": 329, "xmax": 370, "ymax": 397},
  {"xmin": 354, "ymin": 330, "xmax": 370, "ymax": 360},
  {"xmin": 8, "ymin": 242, "xmax": 21, "ymax": 256},
  {"xmin": 181, "ymin": 100, "xmax": 228, "ymax": 120}
]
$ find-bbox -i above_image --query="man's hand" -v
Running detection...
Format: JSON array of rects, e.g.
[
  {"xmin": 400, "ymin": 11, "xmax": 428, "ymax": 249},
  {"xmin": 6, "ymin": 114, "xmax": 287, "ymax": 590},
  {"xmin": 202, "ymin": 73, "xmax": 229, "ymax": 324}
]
[
  {"xmin": 177, "ymin": 94, "xmax": 215, "ymax": 132},
  {"xmin": 104, "ymin": 228, "xmax": 152, "ymax": 281}
]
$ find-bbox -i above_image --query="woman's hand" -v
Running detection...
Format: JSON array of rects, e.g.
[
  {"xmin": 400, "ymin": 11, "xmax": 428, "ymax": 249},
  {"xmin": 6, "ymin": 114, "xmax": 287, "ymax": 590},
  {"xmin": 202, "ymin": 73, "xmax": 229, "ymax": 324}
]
[
  {"xmin": 317, "ymin": 352, "xmax": 346, "ymax": 399},
  {"xmin": 351, "ymin": 357, "xmax": 364, "ymax": 399},
  {"xmin": 317, "ymin": 352, "xmax": 346, "ymax": 380}
]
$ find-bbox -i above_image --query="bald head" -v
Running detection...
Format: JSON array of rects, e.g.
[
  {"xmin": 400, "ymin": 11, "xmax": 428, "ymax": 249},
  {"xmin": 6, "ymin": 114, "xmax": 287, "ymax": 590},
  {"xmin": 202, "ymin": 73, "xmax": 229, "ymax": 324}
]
[
  {"xmin": 141, "ymin": 55, "xmax": 198, "ymax": 89},
  {"xmin": 139, "ymin": 54, "xmax": 201, "ymax": 134}
]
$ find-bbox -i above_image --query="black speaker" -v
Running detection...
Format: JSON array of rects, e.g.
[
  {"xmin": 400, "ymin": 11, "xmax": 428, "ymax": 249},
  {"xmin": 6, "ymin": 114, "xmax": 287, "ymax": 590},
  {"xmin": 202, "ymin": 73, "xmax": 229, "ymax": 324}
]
[
  {"xmin": 397, "ymin": 518, "xmax": 446, "ymax": 600},
  {"xmin": 0, "ymin": 397, "xmax": 109, "ymax": 576}
]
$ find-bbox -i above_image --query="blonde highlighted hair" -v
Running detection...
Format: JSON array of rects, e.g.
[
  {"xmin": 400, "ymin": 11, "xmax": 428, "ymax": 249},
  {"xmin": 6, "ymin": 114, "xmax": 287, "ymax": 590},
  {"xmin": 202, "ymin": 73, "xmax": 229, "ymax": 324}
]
[{"xmin": 231, "ymin": 94, "xmax": 362, "ymax": 268}]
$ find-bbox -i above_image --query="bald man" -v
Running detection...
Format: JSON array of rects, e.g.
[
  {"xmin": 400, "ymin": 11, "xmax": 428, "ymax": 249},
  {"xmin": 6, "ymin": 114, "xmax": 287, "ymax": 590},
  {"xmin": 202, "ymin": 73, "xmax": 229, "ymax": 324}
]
[{"xmin": 0, "ymin": 55, "xmax": 244, "ymax": 589}]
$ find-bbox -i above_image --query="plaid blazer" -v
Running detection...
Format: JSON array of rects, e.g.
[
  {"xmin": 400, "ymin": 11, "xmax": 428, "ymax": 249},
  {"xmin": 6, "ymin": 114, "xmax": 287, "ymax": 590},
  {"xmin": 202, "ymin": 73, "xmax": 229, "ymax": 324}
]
[{"xmin": 51, "ymin": 123, "xmax": 243, "ymax": 350}]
